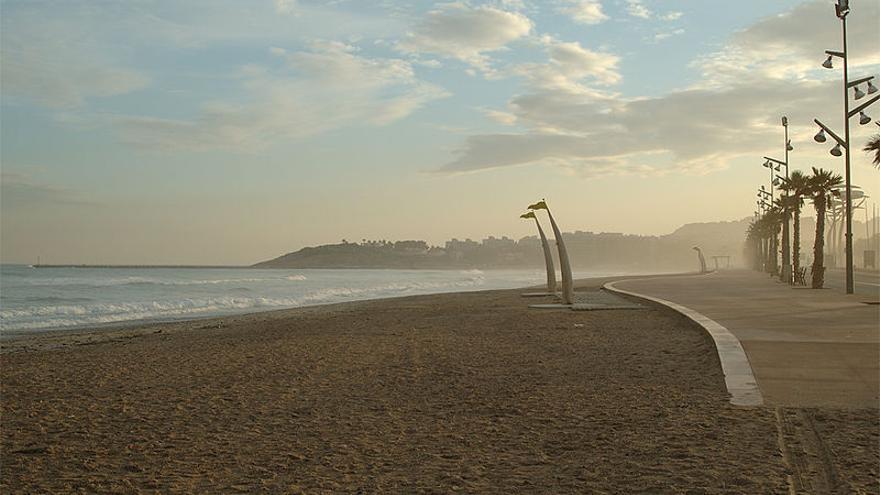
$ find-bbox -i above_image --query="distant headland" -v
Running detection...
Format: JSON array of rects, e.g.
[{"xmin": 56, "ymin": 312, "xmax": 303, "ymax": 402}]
[{"xmin": 253, "ymin": 218, "xmax": 764, "ymax": 271}]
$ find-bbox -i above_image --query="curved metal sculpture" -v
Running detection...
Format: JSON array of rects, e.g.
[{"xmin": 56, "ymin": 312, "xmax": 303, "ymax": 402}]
[
  {"xmin": 521, "ymin": 211, "xmax": 557, "ymax": 293},
  {"xmin": 693, "ymin": 246, "xmax": 708, "ymax": 274},
  {"xmin": 529, "ymin": 200, "xmax": 573, "ymax": 305}
]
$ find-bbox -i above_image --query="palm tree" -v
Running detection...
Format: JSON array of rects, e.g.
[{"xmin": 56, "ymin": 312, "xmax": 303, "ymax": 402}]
[
  {"xmin": 806, "ymin": 167, "xmax": 844, "ymax": 289},
  {"xmin": 766, "ymin": 207, "xmax": 782, "ymax": 276},
  {"xmin": 774, "ymin": 194, "xmax": 799, "ymax": 283},
  {"xmin": 779, "ymin": 170, "xmax": 809, "ymax": 282},
  {"xmin": 745, "ymin": 220, "xmax": 764, "ymax": 271},
  {"xmin": 864, "ymin": 134, "xmax": 880, "ymax": 167}
]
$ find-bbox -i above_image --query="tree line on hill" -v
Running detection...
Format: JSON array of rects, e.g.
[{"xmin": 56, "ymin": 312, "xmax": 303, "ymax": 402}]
[{"xmin": 254, "ymin": 218, "xmax": 765, "ymax": 272}]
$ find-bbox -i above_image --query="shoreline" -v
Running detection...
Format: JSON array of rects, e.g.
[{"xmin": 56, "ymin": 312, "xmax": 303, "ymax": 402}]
[{"xmin": 0, "ymin": 273, "xmax": 682, "ymax": 350}]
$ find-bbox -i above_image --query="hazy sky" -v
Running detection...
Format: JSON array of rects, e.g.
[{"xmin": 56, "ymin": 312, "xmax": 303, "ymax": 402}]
[{"xmin": 2, "ymin": 0, "xmax": 879, "ymax": 265}]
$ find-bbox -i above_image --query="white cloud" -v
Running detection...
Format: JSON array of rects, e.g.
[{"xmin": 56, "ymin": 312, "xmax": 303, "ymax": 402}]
[
  {"xmin": 514, "ymin": 36, "xmax": 621, "ymax": 92},
  {"xmin": 116, "ymin": 41, "xmax": 449, "ymax": 150},
  {"xmin": 483, "ymin": 108, "xmax": 518, "ymax": 125},
  {"xmin": 0, "ymin": 10, "xmax": 149, "ymax": 108},
  {"xmin": 693, "ymin": 0, "xmax": 880, "ymax": 86},
  {"xmin": 440, "ymin": 79, "xmax": 842, "ymax": 175},
  {"xmin": 660, "ymin": 11, "xmax": 683, "ymax": 21},
  {"xmin": 416, "ymin": 59, "xmax": 443, "ymax": 68},
  {"xmin": 626, "ymin": 0, "xmax": 651, "ymax": 19},
  {"xmin": 439, "ymin": 1, "xmax": 880, "ymax": 177},
  {"xmin": 654, "ymin": 28, "xmax": 685, "ymax": 42},
  {"xmin": 0, "ymin": 172, "xmax": 98, "ymax": 208},
  {"xmin": 397, "ymin": 3, "xmax": 532, "ymax": 74},
  {"xmin": 559, "ymin": 0, "xmax": 609, "ymax": 25},
  {"xmin": 274, "ymin": 0, "xmax": 297, "ymax": 15}
]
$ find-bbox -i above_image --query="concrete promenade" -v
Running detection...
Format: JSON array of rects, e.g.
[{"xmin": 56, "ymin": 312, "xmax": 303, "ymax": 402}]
[{"xmin": 609, "ymin": 270, "xmax": 879, "ymax": 408}]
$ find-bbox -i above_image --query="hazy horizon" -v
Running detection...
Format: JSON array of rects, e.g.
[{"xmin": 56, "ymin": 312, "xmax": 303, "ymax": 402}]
[{"xmin": 2, "ymin": 0, "xmax": 879, "ymax": 265}]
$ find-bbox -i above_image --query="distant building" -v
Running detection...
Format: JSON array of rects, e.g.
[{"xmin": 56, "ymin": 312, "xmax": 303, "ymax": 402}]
[{"xmin": 481, "ymin": 236, "xmax": 516, "ymax": 250}]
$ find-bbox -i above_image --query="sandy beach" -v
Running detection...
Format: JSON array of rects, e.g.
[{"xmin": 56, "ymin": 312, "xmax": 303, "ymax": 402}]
[{"xmin": 2, "ymin": 279, "xmax": 877, "ymax": 493}]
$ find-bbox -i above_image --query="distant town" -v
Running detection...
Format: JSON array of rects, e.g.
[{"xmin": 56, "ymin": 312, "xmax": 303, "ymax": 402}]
[
  {"xmin": 254, "ymin": 214, "xmax": 880, "ymax": 272},
  {"xmin": 255, "ymin": 218, "xmax": 762, "ymax": 271}
]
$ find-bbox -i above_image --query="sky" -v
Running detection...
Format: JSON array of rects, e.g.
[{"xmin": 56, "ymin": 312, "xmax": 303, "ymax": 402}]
[{"xmin": 1, "ymin": 0, "xmax": 879, "ymax": 265}]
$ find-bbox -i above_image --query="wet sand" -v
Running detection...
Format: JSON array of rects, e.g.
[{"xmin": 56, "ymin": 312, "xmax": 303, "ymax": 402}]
[{"xmin": 2, "ymin": 280, "xmax": 877, "ymax": 493}]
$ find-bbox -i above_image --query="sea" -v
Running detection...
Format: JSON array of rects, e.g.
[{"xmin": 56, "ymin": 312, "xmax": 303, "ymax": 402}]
[{"xmin": 0, "ymin": 265, "xmax": 594, "ymax": 335}]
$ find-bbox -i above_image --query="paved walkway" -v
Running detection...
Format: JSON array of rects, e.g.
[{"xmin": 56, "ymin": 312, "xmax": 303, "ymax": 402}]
[{"xmin": 608, "ymin": 270, "xmax": 879, "ymax": 408}]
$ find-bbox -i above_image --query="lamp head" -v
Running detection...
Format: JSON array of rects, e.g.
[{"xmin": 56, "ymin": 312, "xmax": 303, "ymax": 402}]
[
  {"xmin": 859, "ymin": 111, "xmax": 871, "ymax": 125},
  {"xmin": 830, "ymin": 143, "xmax": 843, "ymax": 157},
  {"xmin": 854, "ymin": 85, "xmax": 866, "ymax": 100},
  {"xmin": 868, "ymin": 81, "xmax": 878, "ymax": 94},
  {"xmin": 814, "ymin": 128, "xmax": 827, "ymax": 143},
  {"xmin": 822, "ymin": 55, "xmax": 834, "ymax": 69},
  {"xmin": 835, "ymin": 0, "xmax": 850, "ymax": 18},
  {"xmin": 786, "ymin": 140, "xmax": 793, "ymax": 151}
]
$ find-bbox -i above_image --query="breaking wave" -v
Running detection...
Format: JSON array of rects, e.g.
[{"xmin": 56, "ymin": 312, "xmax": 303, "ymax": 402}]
[{"xmin": 0, "ymin": 267, "xmax": 538, "ymax": 333}]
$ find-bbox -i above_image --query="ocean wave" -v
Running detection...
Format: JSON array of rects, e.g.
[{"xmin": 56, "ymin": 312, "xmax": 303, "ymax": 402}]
[
  {"xmin": 20, "ymin": 275, "xmax": 309, "ymax": 288},
  {"xmin": 0, "ymin": 296, "xmax": 305, "ymax": 330},
  {"xmin": 1, "ymin": 270, "xmax": 512, "ymax": 332}
]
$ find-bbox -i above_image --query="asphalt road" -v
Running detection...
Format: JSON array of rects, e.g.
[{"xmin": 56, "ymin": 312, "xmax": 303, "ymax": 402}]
[{"xmin": 824, "ymin": 268, "xmax": 880, "ymax": 298}]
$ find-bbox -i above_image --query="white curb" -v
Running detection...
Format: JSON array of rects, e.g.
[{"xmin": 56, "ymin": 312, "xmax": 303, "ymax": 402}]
[{"xmin": 603, "ymin": 279, "xmax": 763, "ymax": 407}]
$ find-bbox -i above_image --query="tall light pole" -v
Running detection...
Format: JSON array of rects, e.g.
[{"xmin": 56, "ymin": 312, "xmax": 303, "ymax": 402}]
[
  {"xmin": 757, "ymin": 188, "xmax": 772, "ymax": 273},
  {"xmin": 761, "ymin": 160, "xmax": 777, "ymax": 203},
  {"xmin": 760, "ymin": 158, "xmax": 781, "ymax": 275},
  {"xmin": 520, "ymin": 211, "xmax": 557, "ymax": 294},
  {"xmin": 814, "ymin": 0, "xmax": 879, "ymax": 294},
  {"xmin": 764, "ymin": 138, "xmax": 791, "ymax": 284}
]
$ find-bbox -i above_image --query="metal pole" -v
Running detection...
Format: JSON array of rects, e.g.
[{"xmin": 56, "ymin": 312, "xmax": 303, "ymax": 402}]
[
  {"xmin": 842, "ymin": 16, "xmax": 854, "ymax": 293},
  {"xmin": 862, "ymin": 202, "xmax": 871, "ymax": 268},
  {"xmin": 782, "ymin": 117, "xmax": 791, "ymax": 283}
]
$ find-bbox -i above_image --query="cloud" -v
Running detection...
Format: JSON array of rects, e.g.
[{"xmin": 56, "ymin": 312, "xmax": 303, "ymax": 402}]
[
  {"xmin": 654, "ymin": 28, "xmax": 685, "ymax": 42},
  {"xmin": 483, "ymin": 108, "xmax": 518, "ymax": 125},
  {"xmin": 0, "ymin": 8, "xmax": 149, "ymax": 108},
  {"xmin": 0, "ymin": 172, "xmax": 98, "ymax": 208},
  {"xmin": 559, "ymin": 0, "xmax": 609, "ymax": 25},
  {"xmin": 441, "ymin": 78, "xmax": 842, "ymax": 175},
  {"xmin": 513, "ymin": 36, "xmax": 621, "ymax": 92},
  {"xmin": 693, "ymin": 0, "xmax": 880, "ymax": 86},
  {"xmin": 115, "ymin": 41, "xmax": 449, "ymax": 150},
  {"xmin": 274, "ymin": 0, "xmax": 296, "ymax": 15},
  {"xmin": 438, "ymin": 0, "xmax": 880, "ymax": 177},
  {"xmin": 397, "ymin": 3, "xmax": 532, "ymax": 74},
  {"xmin": 625, "ymin": 0, "xmax": 651, "ymax": 19},
  {"xmin": 624, "ymin": 1, "xmax": 681, "ymax": 22}
]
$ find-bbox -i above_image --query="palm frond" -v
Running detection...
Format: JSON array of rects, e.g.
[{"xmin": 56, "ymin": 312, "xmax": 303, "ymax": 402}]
[{"xmin": 864, "ymin": 134, "xmax": 880, "ymax": 167}]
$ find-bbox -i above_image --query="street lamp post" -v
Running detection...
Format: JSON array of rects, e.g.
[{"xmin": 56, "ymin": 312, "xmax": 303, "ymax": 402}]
[
  {"xmin": 760, "ymin": 159, "xmax": 781, "ymax": 275},
  {"xmin": 757, "ymin": 188, "xmax": 772, "ymax": 273},
  {"xmin": 814, "ymin": 0, "xmax": 879, "ymax": 294},
  {"xmin": 764, "ymin": 149, "xmax": 791, "ymax": 283}
]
